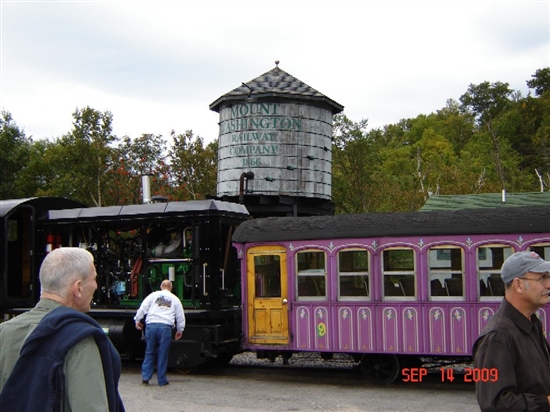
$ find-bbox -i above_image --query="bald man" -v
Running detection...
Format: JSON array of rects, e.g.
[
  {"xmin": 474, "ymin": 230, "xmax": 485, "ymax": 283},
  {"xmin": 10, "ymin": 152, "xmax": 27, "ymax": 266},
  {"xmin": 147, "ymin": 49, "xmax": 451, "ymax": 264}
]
[
  {"xmin": 134, "ymin": 279, "xmax": 185, "ymax": 386},
  {"xmin": 0, "ymin": 247, "xmax": 125, "ymax": 411}
]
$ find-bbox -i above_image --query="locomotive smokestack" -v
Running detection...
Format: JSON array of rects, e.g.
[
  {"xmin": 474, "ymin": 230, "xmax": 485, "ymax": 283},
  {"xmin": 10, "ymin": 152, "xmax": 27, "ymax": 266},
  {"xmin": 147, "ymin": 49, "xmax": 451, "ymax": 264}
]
[{"xmin": 142, "ymin": 174, "xmax": 152, "ymax": 204}]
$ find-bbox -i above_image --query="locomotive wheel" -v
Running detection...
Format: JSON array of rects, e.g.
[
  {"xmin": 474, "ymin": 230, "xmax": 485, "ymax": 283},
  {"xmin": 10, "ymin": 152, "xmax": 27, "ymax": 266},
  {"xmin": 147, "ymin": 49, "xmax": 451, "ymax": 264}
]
[{"xmin": 360, "ymin": 354, "xmax": 400, "ymax": 385}]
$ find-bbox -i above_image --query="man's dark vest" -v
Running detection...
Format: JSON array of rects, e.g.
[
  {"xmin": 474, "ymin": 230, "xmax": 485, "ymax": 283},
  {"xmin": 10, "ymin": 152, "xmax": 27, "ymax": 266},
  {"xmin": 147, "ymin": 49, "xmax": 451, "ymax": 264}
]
[{"xmin": 0, "ymin": 306, "xmax": 125, "ymax": 412}]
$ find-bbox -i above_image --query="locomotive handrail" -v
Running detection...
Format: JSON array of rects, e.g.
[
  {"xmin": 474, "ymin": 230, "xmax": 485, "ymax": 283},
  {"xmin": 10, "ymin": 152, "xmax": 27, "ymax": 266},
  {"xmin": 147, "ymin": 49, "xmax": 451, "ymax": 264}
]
[{"xmin": 203, "ymin": 263, "xmax": 208, "ymax": 296}]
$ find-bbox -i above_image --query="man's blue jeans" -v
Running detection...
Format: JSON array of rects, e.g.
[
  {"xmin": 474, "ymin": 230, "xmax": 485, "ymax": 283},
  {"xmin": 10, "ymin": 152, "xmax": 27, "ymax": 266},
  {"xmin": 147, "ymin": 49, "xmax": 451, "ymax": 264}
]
[{"xmin": 142, "ymin": 323, "xmax": 172, "ymax": 385}]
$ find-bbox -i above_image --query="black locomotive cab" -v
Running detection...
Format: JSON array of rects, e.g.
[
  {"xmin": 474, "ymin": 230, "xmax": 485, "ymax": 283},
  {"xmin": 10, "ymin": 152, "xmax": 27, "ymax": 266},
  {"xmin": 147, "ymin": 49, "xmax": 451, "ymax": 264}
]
[{"xmin": 0, "ymin": 197, "xmax": 250, "ymax": 370}]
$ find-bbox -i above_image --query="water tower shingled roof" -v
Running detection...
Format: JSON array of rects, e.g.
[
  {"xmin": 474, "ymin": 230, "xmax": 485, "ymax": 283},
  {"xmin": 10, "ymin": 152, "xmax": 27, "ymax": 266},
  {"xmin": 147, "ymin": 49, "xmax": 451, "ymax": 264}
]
[{"xmin": 209, "ymin": 66, "xmax": 344, "ymax": 114}]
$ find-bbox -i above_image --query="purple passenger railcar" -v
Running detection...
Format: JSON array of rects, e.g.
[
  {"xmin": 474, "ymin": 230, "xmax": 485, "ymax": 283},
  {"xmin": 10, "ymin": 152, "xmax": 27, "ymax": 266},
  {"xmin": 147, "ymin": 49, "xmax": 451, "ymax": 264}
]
[{"xmin": 232, "ymin": 205, "xmax": 550, "ymax": 384}]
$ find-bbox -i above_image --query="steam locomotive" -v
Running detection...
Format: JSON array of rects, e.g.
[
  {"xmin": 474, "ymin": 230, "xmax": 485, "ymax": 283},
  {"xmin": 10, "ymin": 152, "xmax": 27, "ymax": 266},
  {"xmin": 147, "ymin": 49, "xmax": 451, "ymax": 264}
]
[{"xmin": 0, "ymin": 196, "xmax": 249, "ymax": 370}]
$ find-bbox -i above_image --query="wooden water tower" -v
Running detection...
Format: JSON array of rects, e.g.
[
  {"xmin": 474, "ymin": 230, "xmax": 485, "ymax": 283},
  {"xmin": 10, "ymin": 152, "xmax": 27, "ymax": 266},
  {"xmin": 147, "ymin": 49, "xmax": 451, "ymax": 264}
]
[{"xmin": 209, "ymin": 62, "xmax": 343, "ymax": 217}]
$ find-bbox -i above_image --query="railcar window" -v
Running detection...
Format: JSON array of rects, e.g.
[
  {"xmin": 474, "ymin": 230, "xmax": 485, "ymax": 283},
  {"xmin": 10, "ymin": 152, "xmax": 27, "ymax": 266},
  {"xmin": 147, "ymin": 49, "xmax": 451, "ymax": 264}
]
[
  {"xmin": 428, "ymin": 247, "xmax": 464, "ymax": 299},
  {"xmin": 254, "ymin": 255, "xmax": 281, "ymax": 298},
  {"xmin": 478, "ymin": 245, "xmax": 513, "ymax": 298},
  {"xmin": 382, "ymin": 248, "xmax": 415, "ymax": 299},
  {"xmin": 6, "ymin": 210, "xmax": 32, "ymax": 299},
  {"xmin": 7, "ymin": 219, "xmax": 18, "ymax": 242},
  {"xmin": 338, "ymin": 249, "xmax": 369, "ymax": 299},
  {"xmin": 529, "ymin": 245, "xmax": 550, "ymax": 260},
  {"xmin": 296, "ymin": 251, "xmax": 326, "ymax": 299}
]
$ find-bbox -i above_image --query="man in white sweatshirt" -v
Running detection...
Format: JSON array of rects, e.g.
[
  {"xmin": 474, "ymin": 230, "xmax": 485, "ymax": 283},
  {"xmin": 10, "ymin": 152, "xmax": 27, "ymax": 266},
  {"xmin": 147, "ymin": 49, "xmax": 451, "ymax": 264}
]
[{"xmin": 134, "ymin": 279, "xmax": 185, "ymax": 386}]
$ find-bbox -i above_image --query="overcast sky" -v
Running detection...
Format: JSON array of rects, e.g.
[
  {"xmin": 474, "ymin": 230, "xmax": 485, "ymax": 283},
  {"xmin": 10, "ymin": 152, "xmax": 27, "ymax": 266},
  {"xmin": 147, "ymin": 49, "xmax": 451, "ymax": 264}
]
[{"xmin": 1, "ymin": 0, "xmax": 548, "ymax": 143}]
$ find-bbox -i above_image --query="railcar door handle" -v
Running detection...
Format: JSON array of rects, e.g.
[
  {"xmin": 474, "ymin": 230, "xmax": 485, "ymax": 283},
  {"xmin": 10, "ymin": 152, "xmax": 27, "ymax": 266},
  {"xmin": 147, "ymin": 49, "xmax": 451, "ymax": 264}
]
[{"xmin": 282, "ymin": 299, "xmax": 288, "ymax": 304}]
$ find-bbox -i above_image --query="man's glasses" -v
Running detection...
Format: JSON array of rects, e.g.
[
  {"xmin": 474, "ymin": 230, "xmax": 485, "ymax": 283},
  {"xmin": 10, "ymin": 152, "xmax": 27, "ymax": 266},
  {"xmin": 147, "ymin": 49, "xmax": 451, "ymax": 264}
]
[{"xmin": 519, "ymin": 272, "xmax": 550, "ymax": 285}]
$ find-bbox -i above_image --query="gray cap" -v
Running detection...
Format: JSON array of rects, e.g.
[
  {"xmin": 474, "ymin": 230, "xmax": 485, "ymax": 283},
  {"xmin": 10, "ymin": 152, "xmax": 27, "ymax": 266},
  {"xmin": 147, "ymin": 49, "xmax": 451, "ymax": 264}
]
[{"xmin": 500, "ymin": 251, "xmax": 550, "ymax": 283}]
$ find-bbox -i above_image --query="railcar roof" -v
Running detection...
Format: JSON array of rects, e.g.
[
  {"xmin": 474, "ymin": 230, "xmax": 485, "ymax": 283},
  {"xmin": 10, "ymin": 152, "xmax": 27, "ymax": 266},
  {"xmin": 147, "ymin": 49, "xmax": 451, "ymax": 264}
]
[
  {"xmin": 0, "ymin": 197, "xmax": 85, "ymax": 218},
  {"xmin": 421, "ymin": 192, "xmax": 550, "ymax": 210},
  {"xmin": 232, "ymin": 206, "xmax": 550, "ymax": 243},
  {"xmin": 46, "ymin": 199, "xmax": 249, "ymax": 223}
]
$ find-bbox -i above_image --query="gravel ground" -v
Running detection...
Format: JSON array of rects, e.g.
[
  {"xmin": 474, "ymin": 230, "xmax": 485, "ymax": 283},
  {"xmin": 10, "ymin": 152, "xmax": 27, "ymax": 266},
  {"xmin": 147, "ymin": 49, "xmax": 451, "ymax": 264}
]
[
  {"xmin": 229, "ymin": 351, "xmax": 474, "ymax": 374},
  {"xmin": 229, "ymin": 351, "xmax": 359, "ymax": 369},
  {"xmin": 118, "ymin": 353, "xmax": 478, "ymax": 412}
]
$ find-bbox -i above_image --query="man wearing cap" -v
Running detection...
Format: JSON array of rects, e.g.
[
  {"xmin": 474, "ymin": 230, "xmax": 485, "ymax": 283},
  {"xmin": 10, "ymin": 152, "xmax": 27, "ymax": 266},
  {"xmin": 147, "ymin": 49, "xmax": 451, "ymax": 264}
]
[{"xmin": 473, "ymin": 251, "xmax": 550, "ymax": 411}]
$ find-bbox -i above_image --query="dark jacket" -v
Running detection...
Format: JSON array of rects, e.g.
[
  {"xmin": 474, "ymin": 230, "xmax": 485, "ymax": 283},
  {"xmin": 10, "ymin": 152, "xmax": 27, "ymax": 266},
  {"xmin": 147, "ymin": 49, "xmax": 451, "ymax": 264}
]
[
  {"xmin": 0, "ymin": 306, "xmax": 125, "ymax": 412},
  {"xmin": 473, "ymin": 299, "xmax": 550, "ymax": 412}
]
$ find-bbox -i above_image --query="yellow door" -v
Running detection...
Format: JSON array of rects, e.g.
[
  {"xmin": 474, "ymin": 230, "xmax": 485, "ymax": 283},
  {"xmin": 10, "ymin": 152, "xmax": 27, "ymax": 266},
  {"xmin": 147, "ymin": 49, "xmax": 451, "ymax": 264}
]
[{"xmin": 247, "ymin": 246, "xmax": 289, "ymax": 345}]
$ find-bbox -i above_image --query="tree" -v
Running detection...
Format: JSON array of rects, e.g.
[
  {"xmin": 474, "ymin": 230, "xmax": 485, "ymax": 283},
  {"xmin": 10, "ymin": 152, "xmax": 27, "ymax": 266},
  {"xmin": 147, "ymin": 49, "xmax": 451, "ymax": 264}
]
[
  {"xmin": 332, "ymin": 114, "xmax": 369, "ymax": 150},
  {"xmin": 36, "ymin": 107, "xmax": 118, "ymax": 206},
  {"xmin": 529, "ymin": 91, "xmax": 550, "ymax": 189},
  {"xmin": 527, "ymin": 67, "xmax": 550, "ymax": 97},
  {"xmin": 108, "ymin": 134, "xmax": 169, "ymax": 204},
  {"xmin": 0, "ymin": 111, "xmax": 32, "ymax": 199},
  {"xmin": 168, "ymin": 130, "xmax": 217, "ymax": 200},
  {"xmin": 71, "ymin": 107, "xmax": 118, "ymax": 206},
  {"xmin": 19, "ymin": 139, "xmax": 58, "ymax": 198},
  {"xmin": 460, "ymin": 82, "xmax": 514, "ymax": 192},
  {"xmin": 413, "ymin": 130, "xmax": 459, "ymax": 200},
  {"xmin": 332, "ymin": 114, "xmax": 379, "ymax": 213},
  {"xmin": 373, "ymin": 112, "xmax": 472, "ymax": 210},
  {"xmin": 433, "ymin": 99, "xmax": 475, "ymax": 155}
]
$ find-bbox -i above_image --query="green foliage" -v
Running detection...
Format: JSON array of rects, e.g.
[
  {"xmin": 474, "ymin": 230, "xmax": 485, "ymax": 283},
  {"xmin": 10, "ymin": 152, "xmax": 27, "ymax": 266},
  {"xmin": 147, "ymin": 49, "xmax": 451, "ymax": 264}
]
[
  {"xmin": 39, "ymin": 107, "xmax": 119, "ymax": 206},
  {"xmin": 332, "ymin": 70, "xmax": 549, "ymax": 213},
  {"xmin": 3, "ymin": 67, "xmax": 549, "ymax": 213},
  {"xmin": 527, "ymin": 67, "xmax": 550, "ymax": 97},
  {"xmin": 108, "ymin": 134, "xmax": 169, "ymax": 205},
  {"xmin": 167, "ymin": 130, "xmax": 217, "ymax": 200},
  {"xmin": 459, "ymin": 81, "xmax": 520, "ymax": 191},
  {"xmin": 17, "ymin": 139, "xmax": 52, "ymax": 196},
  {"xmin": 0, "ymin": 111, "xmax": 32, "ymax": 199},
  {"xmin": 459, "ymin": 81, "xmax": 514, "ymax": 126},
  {"xmin": 332, "ymin": 114, "xmax": 376, "ymax": 213}
]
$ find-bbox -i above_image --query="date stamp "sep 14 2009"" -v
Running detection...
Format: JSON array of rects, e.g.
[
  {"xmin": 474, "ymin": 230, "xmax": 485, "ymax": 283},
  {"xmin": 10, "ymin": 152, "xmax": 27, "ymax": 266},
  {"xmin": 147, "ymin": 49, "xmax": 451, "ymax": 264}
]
[{"xmin": 401, "ymin": 367, "xmax": 499, "ymax": 383}]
